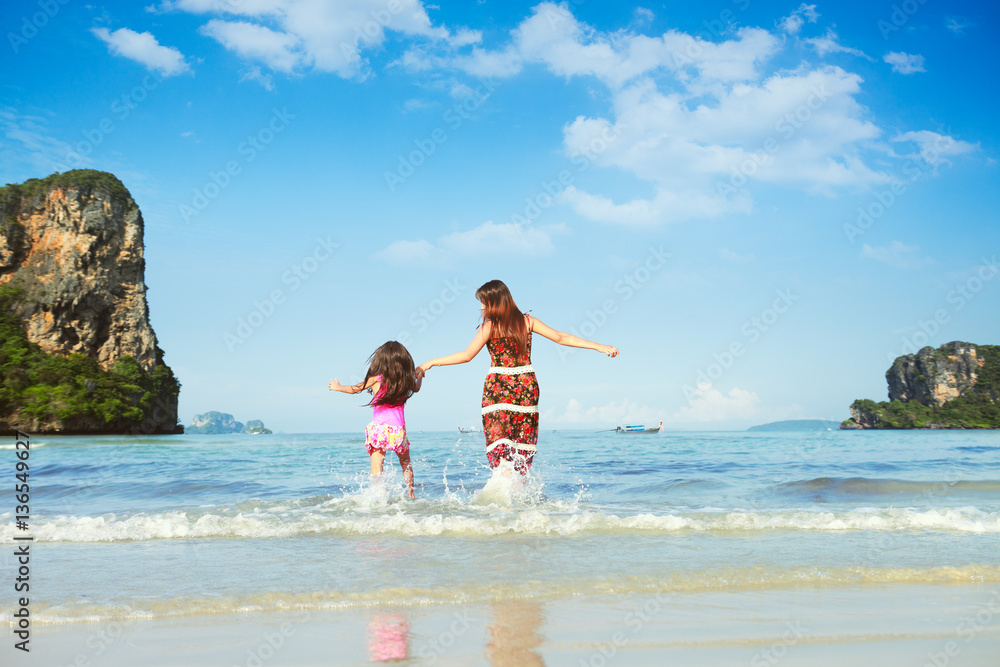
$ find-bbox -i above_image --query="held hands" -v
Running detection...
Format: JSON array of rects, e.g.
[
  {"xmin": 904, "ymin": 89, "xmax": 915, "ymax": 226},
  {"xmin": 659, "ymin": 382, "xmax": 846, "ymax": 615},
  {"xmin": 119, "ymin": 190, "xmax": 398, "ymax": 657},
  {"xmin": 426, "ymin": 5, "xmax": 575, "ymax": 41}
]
[
  {"xmin": 598, "ymin": 345, "xmax": 619, "ymax": 357},
  {"xmin": 415, "ymin": 367, "xmax": 426, "ymax": 380}
]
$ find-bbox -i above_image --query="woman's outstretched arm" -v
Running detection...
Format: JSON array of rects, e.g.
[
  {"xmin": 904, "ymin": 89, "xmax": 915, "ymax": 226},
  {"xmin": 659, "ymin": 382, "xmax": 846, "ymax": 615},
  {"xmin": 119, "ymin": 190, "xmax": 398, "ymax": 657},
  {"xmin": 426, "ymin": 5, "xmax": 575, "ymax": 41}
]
[
  {"xmin": 530, "ymin": 317, "xmax": 619, "ymax": 357},
  {"xmin": 418, "ymin": 322, "xmax": 492, "ymax": 373},
  {"xmin": 328, "ymin": 375, "xmax": 380, "ymax": 394}
]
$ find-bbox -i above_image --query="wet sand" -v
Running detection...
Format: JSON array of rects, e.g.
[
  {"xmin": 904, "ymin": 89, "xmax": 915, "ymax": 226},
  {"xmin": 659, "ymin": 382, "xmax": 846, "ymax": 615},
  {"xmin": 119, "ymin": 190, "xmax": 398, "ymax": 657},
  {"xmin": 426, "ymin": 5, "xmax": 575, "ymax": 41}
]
[{"xmin": 12, "ymin": 583, "xmax": 1000, "ymax": 666}]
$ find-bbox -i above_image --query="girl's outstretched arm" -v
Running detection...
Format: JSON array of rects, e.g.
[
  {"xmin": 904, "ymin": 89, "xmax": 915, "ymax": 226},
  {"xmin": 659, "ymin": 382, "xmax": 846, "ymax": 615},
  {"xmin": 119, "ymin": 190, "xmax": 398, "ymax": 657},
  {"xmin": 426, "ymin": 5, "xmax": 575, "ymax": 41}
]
[
  {"xmin": 328, "ymin": 375, "xmax": 380, "ymax": 394},
  {"xmin": 530, "ymin": 317, "xmax": 619, "ymax": 357},
  {"xmin": 418, "ymin": 322, "xmax": 492, "ymax": 373}
]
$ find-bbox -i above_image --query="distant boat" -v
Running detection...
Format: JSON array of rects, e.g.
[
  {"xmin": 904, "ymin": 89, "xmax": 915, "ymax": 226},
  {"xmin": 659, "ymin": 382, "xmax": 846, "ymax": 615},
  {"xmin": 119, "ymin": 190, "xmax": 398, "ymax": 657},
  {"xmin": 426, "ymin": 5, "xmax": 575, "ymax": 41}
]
[
  {"xmin": 458, "ymin": 427, "xmax": 480, "ymax": 434},
  {"xmin": 616, "ymin": 420, "xmax": 663, "ymax": 434}
]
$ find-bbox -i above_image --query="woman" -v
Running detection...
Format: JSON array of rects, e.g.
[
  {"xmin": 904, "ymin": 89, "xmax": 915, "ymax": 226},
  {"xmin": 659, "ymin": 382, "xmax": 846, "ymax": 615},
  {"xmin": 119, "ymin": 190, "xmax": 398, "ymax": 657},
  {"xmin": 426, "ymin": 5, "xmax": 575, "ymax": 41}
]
[{"xmin": 418, "ymin": 280, "xmax": 618, "ymax": 474}]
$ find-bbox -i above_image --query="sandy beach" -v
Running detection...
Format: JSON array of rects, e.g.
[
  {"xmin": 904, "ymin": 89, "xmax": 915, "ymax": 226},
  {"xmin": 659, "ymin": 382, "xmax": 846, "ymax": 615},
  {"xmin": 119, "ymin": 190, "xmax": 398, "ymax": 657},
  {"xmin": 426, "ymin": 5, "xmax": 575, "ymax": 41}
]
[{"xmin": 11, "ymin": 584, "xmax": 1000, "ymax": 666}]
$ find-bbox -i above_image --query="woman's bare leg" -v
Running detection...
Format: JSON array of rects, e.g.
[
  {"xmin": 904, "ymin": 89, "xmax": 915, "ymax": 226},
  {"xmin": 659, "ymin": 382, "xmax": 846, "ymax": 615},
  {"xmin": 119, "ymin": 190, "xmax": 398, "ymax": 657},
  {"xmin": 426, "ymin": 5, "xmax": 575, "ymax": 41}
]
[
  {"xmin": 396, "ymin": 450, "xmax": 415, "ymax": 498},
  {"xmin": 370, "ymin": 450, "xmax": 385, "ymax": 476}
]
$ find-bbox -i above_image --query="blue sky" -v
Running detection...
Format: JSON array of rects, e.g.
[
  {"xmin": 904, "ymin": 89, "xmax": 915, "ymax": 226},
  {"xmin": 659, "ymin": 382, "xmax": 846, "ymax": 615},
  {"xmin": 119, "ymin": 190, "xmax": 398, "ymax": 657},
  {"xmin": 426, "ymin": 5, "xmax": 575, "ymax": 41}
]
[{"xmin": 1, "ymin": 0, "xmax": 997, "ymax": 432}]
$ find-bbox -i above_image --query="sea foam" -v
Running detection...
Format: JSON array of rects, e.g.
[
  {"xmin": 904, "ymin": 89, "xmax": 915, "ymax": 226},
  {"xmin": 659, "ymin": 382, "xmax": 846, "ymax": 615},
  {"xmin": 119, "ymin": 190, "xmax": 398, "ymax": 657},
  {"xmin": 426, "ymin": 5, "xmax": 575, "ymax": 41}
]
[{"xmin": 4, "ymin": 501, "xmax": 999, "ymax": 543}]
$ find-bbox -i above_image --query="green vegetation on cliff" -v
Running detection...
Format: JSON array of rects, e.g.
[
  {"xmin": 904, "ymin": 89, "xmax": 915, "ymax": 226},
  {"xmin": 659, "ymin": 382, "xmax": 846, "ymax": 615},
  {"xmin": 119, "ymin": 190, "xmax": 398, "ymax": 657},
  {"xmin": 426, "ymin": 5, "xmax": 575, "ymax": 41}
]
[
  {"xmin": 843, "ymin": 396, "xmax": 1000, "ymax": 429},
  {"xmin": 1, "ymin": 169, "xmax": 133, "ymax": 211},
  {"xmin": 0, "ymin": 286, "xmax": 180, "ymax": 432},
  {"xmin": 843, "ymin": 345, "xmax": 1000, "ymax": 429}
]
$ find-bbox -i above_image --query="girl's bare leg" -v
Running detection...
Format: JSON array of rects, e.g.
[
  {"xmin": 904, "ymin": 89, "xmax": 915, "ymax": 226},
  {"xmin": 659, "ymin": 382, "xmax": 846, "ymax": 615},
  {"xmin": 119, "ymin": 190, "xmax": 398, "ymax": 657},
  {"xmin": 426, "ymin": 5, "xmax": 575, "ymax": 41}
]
[
  {"xmin": 370, "ymin": 450, "xmax": 385, "ymax": 476},
  {"xmin": 396, "ymin": 450, "xmax": 415, "ymax": 498}
]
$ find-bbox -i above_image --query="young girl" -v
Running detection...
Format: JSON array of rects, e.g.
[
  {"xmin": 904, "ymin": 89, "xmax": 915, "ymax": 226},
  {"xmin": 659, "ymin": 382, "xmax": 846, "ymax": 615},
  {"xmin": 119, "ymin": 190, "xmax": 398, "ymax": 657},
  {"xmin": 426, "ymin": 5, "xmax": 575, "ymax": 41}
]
[
  {"xmin": 417, "ymin": 280, "xmax": 617, "ymax": 475},
  {"xmin": 329, "ymin": 341, "xmax": 422, "ymax": 498}
]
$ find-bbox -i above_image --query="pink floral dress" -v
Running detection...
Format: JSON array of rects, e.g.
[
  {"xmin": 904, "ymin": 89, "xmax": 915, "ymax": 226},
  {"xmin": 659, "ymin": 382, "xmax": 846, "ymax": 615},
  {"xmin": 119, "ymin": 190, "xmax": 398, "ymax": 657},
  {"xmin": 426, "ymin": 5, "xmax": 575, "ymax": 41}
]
[
  {"xmin": 365, "ymin": 375, "xmax": 409, "ymax": 455},
  {"xmin": 482, "ymin": 332, "xmax": 539, "ymax": 473}
]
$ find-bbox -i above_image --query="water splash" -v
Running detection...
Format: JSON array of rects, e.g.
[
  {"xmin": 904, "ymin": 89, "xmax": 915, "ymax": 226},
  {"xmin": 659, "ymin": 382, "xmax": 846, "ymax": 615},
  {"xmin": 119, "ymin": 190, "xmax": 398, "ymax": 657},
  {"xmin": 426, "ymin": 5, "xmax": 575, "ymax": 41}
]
[{"xmin": 473, "ymin": 462, "xmax": 545, "ymax": 507}]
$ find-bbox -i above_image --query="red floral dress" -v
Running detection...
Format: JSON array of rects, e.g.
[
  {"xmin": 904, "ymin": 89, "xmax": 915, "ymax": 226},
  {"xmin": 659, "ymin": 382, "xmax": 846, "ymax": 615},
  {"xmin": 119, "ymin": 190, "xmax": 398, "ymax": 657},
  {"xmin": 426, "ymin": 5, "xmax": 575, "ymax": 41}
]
[{"xmin": 482, "ymin": 332, "xmax": 539, "ymax": 474}]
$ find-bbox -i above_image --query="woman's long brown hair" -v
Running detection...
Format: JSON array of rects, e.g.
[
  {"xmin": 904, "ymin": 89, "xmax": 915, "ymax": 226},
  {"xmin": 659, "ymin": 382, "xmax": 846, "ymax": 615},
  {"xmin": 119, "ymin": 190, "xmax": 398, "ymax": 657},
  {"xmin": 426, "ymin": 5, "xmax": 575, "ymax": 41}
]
[
  {"xmin": 362, "ymin": 341, "xmax": 417, "ymax": 407},
  {"xmin": 476, "ymin": 280, "xmax": 529, "ymax": 353}
]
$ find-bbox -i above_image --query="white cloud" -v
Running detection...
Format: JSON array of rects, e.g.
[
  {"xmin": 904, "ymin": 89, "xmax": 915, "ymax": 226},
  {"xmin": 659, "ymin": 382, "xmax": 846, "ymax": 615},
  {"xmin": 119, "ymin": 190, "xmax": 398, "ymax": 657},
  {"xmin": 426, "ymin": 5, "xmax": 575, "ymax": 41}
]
[
  {"xmin": 92, "ymin": 26, "xmax": 192, "ymax": 77},
  {"xmin": 408, "ymin": 6, "xmax": 922, "ymax": 225},
  {"xmin": 450, "ymin": 28, "xmax": 482, "ymax": 47},
  {"xmin": 0, "ymin": 108, "xmax": 82, "ymax": 175},
  {"xmin": 560, "ymin": 185, "xmax": 751, "ymax": 227},
  {"xmin": 779, "ymin": 3, "xmax": 819, "ymax": 35},
  {"xmin": 545, "ymin": 398, "xmax": 662, "ymax": 426},
  {"xmin": 411, "ymin": 5, "xmax": 968, "ymax": 227},
  {"xmin": 946, "ymin": 18, "xmax": 971, "ymax": 34},
  {"xmin": 719, "ymin": 248, "xmax": 754, "ymax": 263},
  {"xmin": 168, "ymin": 0, "xmax": 464, "ymax": 79},
  {"xmin": 892, "ymin": 130, "xmax": 978, "ymax": 169},
  {"xmin": 443, "ymin": 4, "xmax": 781, "ymax": 88},
  {"xmin": 633, "ymin": 7, "xmax": 655, "ymax": 26},
  {"xmin": 201, "ymin": 20, "xmax": 300, "ymax": 72},
  {"xmin": 402, "ymin": 98, "xmax": 433, "ymax": 112},
  {"xmin": 861, "ymin": 241, "xmax": 933, "ymax": 270},
  {"xmin": 804, "ymin": 29, "xmax": 870, "ymax": 60},
  {"xmin": 374, "ymin": 239, "xmax": 438, "ymax": 266},
  {"xmin": 669, "ymin": 382, "xmax": 760, "ymax": 423},
  {"xmin": 449, "ymin": 82, "xmax": 478, "ymax": 98},
  {"xmin": 160, "ymin": 0, "xmax": 287, "ymax": 15},
  {"xmin": 440, "ymin": 220, "xmax": 561, "ymax": 255},
  {"xmin": 239, "ymin": 65, "xmax": 276, "ymax": 90},
  {"xmin": 450, "ymin": 46, "xmax": 522, "ymax": 78},
  {"xmin": 554, "ymin": 64, "xmax": 891, "ymax": 224},
  {"xmin": 144, "ymin": 2, "xmax": 973, "ymax": 230},
  {"xmin": 883, "ymin": 51, "xmax": 925, "ymax": 74},
  {"xmin": 374, "ymin": 220, "xmax": 564, "ymax": 267},
  {"xmin": 548, "ymin": 391, "xmax": 800, "ymax": 429}
]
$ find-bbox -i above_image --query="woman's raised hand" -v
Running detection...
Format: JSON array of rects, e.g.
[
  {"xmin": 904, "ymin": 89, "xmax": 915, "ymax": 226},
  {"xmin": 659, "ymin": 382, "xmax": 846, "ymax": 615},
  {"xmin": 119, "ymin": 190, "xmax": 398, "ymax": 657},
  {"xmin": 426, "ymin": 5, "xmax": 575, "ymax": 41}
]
[
  {"xmin": 328, "ymin": 378, "xmax": 342, "ymax": 391},
  {"xmin": 598, "ymin": 345, "xmax": 619, "ymax": 357}
]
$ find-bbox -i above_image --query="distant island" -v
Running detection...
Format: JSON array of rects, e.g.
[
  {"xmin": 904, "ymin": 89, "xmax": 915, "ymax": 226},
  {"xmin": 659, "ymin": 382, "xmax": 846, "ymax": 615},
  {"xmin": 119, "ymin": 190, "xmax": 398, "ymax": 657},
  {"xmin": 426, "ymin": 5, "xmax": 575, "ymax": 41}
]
[
  {"xmin": 842, "ymin": 341, "xmax": 999, "ymax": 429},
  {"xmin": 748, "ymin": 420, "xmax": 842, "ymax": 432},
  {"xmin": 185, "ymin": 411, "xmax": 272, "ymax": 434},
  {"xmin": 0, "ymin": 170, "xmax": 181, "ymax": 435}
]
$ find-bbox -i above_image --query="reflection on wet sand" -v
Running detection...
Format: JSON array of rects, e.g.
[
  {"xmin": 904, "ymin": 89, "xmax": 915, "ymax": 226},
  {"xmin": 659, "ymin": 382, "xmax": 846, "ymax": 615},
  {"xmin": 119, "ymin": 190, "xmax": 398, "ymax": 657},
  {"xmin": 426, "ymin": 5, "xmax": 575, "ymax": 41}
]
[
  {"xmin": 487, "ymin": 600, "xmax": 546, "ymax": 666},
  {"xmin": 367, "ymin": 613, "xmax": 410, "ymax": 662}
]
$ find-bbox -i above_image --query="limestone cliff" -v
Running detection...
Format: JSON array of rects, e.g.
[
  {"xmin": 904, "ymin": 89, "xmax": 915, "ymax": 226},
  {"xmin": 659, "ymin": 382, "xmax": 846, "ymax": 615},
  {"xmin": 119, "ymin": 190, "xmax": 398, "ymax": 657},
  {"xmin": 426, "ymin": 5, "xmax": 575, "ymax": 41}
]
[
  {"xmin": 886, "ymin": 342, "xmax": 995, "ymax": 407},
  {"xmin": 843, "ymin": 342, "xmax": 1000, "ymax": 429},
  {"xmin": 187, "ymin": 411, "xmax": 244, "ymax": 434},
  {"xmin": 185, "ymin": 412, "xmax": 272, "ymax": 434},
  {"xmin": 0, "ymin": 170, "xmax": 180, "ymax": 434}
]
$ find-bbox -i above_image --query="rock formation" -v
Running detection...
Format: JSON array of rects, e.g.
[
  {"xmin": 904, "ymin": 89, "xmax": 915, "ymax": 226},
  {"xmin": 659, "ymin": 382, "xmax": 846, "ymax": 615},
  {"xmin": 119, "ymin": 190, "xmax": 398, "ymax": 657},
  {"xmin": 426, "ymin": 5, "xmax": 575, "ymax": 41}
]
[
  {"xmin": 843, "ymin": 342, "xmax": 999, "ymax": 429},
  {"xmin": 187, "ymin": 411, "xmax": 243, "ymax": 434},
  {"xmin": 0, "ymin": 170, "xmax": 180, "ymax": 434},
  {"xmin": 186, "ymin": 412, "xmax": 271, "ymax": 434},
  {"xmin": 886, "ymin": 342, "xmax": 995, "ymax": 407}
]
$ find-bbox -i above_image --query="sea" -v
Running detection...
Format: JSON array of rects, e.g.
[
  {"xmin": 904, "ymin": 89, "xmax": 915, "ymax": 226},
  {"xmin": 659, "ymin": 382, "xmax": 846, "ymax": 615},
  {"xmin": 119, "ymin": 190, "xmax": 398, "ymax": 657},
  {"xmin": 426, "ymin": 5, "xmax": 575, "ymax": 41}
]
[{"xmin": 2, "ymin": 429, "xmax": 999, "ymax": 665}]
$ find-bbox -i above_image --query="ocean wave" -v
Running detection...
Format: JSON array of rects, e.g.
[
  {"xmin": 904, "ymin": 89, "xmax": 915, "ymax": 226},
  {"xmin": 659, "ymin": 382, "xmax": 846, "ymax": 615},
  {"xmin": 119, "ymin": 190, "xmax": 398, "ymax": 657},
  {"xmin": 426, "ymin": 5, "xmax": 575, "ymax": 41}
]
[
  {"xmin": 4, "ymin": 500, "xmax": 1000, "ymax": 542},
  {"xmin": 5, "ymin": 563, "xmax": 1000, "ymax": 625},
  {"xmin": 775, "ymin": 477, "xmax": 1000, "ymax": 500}
]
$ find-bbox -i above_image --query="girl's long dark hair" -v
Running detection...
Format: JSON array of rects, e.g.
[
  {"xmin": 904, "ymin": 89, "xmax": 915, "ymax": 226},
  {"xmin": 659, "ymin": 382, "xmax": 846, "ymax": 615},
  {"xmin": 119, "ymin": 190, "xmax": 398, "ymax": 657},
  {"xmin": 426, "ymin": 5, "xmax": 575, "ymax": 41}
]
[
  {"xmin": 361, "ymin": 341, "xmax": 417, "ymax": 407},
  {"xmin": 476, "ymin": 280, "xmax": 529, "ymax": 353}
]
